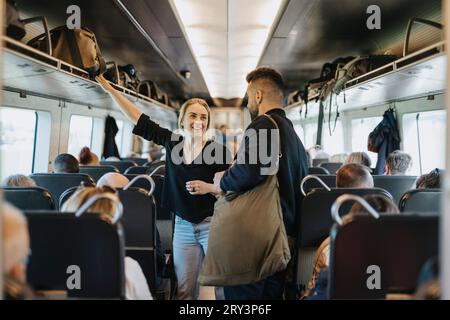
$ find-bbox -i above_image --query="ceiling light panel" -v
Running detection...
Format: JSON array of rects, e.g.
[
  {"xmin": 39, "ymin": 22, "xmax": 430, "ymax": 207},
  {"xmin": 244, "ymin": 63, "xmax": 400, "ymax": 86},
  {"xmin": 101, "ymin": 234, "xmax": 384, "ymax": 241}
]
[{"xmin": 171, "ymin": 0, "xmax": 283, "ymax": 99}]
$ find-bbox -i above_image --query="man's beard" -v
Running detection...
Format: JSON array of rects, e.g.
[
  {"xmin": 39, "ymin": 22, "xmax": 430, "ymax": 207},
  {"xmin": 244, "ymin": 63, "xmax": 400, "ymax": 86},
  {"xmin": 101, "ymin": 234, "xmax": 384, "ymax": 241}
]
[{"xmin": 248, "ymin": 105, "xmax": 259, "ymax": 120}]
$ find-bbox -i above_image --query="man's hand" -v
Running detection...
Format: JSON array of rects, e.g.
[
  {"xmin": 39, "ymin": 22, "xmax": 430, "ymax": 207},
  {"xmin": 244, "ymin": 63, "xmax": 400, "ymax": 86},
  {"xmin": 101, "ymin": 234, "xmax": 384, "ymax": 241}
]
[{"xmin": 213, "ymin": 171, "xmax": 225, "ymax": 194}]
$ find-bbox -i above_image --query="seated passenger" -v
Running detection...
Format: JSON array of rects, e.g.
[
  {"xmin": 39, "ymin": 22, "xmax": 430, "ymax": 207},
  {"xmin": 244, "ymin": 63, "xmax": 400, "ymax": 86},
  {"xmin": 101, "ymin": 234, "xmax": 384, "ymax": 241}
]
[
  {"xmin": 79, "ymin": 147, "xmax": 100, "ymax": 166},
  {"xmin": 2, "ymin": 174, "xmax": 36, "ymax": 187},
  {"xmin": 384, "ymin": 150, "xmax": 412, "ymax": 175},
  {"xmin": 61, "ymin": 186, "xmax": 153, "ymax": 300},
  {"xmin": 97, "ymin": 172, "xmax": 130, "ymax": 189},
  {"xmin": 303, "ymin": 194, "xmax": 399, "ymax": 300},
  {"xmin": 53, "ymin": 153, "xmax": 79, "ymax": 173},
  {"xmin": 2, "ymin": 203, "xmax": 35, "ymax": 299},
  {"xmin": 126, "ymin": 152, "xmax": 140, "ymax": 158},
  {"xmin": 343, "ymin": 152, "xmax": 371, "ymax": 168},
  {"xmin": 416, "ymin": 168, "xmax": 442, "ymax": 189},
  {"xmin": 336, "ymin": 163, "xmax": 374, "ymax": 188}
]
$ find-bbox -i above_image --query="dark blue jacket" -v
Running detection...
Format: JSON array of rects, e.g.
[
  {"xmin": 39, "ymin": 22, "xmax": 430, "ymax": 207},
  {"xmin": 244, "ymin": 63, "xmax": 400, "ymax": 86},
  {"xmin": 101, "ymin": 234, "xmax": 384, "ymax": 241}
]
[
  {"xmin": 368, "ymin": 109, "xmax": 400, "ymax": 174},
  {"xmin": 220, "ymin": 108, "xmax": 308, "ymax": 237}
]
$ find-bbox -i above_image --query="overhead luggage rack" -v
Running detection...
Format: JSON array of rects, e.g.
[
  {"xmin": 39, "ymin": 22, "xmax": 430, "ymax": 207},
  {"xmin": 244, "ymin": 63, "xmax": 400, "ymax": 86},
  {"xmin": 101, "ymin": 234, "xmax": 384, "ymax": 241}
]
[
  {"xmin": 2, "ymin": 36, "xmax": 177, "ymax": 122},
  {"xmin": 286, "ymin": 41, "xmax": 446, "ymax": 118}
]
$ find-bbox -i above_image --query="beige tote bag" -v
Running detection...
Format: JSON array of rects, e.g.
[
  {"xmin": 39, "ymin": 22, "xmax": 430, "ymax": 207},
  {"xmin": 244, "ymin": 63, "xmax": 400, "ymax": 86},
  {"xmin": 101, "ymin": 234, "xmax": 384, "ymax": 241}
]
[{"xmin": 198, "ymin": 115, "xmax": 291, "ymax": 286}]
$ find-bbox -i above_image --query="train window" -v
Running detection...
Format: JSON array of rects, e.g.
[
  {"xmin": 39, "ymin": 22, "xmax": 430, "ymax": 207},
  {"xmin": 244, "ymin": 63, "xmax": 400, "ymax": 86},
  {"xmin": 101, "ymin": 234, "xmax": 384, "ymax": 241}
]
[
  {"xmin": 351, "ymin": 116, "xmax": 383, "ymax": 165},
  {"xmin": 68, "ymin": 115, "xmax": 93, "ymax": 157},
  {"xmin": 0, "ymin": 107, "xmax": 37, "ymax": 180},
  {"xmin": 322, "ymin": 120, "xmax": 344, "ymax": 157},
  {"xmin": 403, "ymin": 110, "xmax": 446, "ymax": 175},
  {"xmin": 293, "ymin": 123, "xmax": 305, "ymax": 143},
  {"xmin": 304, "ymin": 122, "xmax": 318, "ymax": 149},
  {"xmin": 115, "ymin": 120, "xmax": 133, "ymax": 157}
]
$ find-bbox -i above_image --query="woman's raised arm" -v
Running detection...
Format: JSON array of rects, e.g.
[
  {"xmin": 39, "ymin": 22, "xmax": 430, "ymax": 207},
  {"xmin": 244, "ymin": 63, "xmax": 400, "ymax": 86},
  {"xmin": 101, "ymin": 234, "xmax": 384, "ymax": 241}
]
[{"xmin": 96, "ymin": 75, "xmax": 142, "ymax": 125}]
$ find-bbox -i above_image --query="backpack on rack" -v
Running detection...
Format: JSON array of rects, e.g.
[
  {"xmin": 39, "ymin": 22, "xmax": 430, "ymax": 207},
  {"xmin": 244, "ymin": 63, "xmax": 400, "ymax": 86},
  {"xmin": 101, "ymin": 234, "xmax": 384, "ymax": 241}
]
[
  {"xmin": 27, "ymin": 26, "xmax": 106, "ymax": 78},
  {"xmin": 333, "ymin": 55, "xmax": 397, "ymax": 94},
  {"xmin": 307, "ymin": 56, "xmax": 355, "ymax": 100}
]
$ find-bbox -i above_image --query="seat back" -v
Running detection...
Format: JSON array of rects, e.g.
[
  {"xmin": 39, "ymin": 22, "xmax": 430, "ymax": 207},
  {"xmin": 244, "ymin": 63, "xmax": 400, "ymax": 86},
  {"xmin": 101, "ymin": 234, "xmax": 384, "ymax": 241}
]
[
  {"xmin": 124, "ymin": 166, "xmax": 150, "ymax": 175},
  {"xmin": 59, "ymin": 186, "xmax": 79, "ymax": 209},
  {"xmin": 319, "ymin": 162, "xmax": 343, "ymax": 174},
  {"xmin": 372, "ymin": 175, "xmax": 417, "ymax": 204},
  {"xmin": 124, "ymin": 174, "xmax": 152, "ymax": 191},
  {"xmin": 308, "ymin": 167, "xmax": 330, "ymax": 175},
  {"xmin": 295, "ymin": 188, "xmax": 393, "ymax": 292},
  {"xmin": 79, "ymin": 165, "xmax": 118, "ymax": 182},
  {"xmin": 30, "ymin": 173, "xmax": 95, "ymax": 208},
  {"xmin": 117, "ymin": 188, "xmax": 157, "ymax": 291},
  {"xmin": 152, "ymin": 174, "xmax": 171, "ymax": 220},
  {"xmin": 145, "ymin": 160, "xmax": 166, "ymax": 175},
  {"xmin": 3, "ymin": 187, "xmax": 55, "ymax": 210},
  {"xmin": 399, "ymin": 189, "xmax": 442, "ymax": 214},
  {"xmin": 302, "ymin": 175, "xmax": 337, "ymax": 195},
  {"xmin": 329, "ymin": 215, "xmax": 438, "ymax": 299},
  {"xmin": 100, "ymin": 161, "xmax": 136, "ymax": 173},
  {"xmin": 312, "ymin": 159, "xmax": 328, "ymax": 167},
  {"xmin": 299, "ymin": 188, "xmax": 393, "ymax": 247},
  {"xmin": 25, "ymin": 212, "xmax": 125, "ymax": 298},
  {"xmin": 122, "ymin": 158, "xmax": 147, "ymax": 166}
]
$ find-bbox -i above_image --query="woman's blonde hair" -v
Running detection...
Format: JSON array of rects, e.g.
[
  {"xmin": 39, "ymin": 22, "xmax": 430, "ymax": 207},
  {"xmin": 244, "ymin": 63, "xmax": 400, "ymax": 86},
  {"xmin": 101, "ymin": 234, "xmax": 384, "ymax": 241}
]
[
  {"xmin": 177, "ymin": 98, "xmax": 211, "ymax": 129},
  {"xmin": 61, "ymin": 186, "xmax": 119, "ymax": 224}
]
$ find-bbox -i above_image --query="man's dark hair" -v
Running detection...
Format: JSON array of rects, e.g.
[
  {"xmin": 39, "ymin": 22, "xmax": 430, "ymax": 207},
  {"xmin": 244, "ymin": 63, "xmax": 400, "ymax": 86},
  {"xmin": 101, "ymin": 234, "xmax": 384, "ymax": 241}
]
[
  {"xmin": 336, "ymin": 163, "xmax": 373, "ymax": 188},
  {"xmin": 246, "ymin": 67, "xmax": 285, "ymax": 92},
  {"xmin": 53, "ymin": 153, "xmax": 79, "ymax": 173}
]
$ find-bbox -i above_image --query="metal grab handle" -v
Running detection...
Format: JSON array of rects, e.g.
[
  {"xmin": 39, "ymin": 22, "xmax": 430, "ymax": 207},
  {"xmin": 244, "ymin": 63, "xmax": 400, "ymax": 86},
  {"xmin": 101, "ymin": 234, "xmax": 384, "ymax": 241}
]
[
  {"xmin": 300, "ymin": 175, "xmax": 331, "ymax": 196},
  {"xmin": 22, "ymin": 16, "xmax": 52, "ymax": 56},
  {"xmin": 403, "ymin": 17, "xmax": 443, "ymax": 57},
  {"xmin": 124, "ymin": 174, "xmax": 156, "ymax": 196},
  {"xmin": 75, "ymin": 193, "xmax": 123, "ymax": 224},
  {"xmin": 331, "ymin": 194, "xmax": 380, "ymax": 226},
  {"xmin": 149, "ymin": 165, "xmax": 165, "ymax": 177}
]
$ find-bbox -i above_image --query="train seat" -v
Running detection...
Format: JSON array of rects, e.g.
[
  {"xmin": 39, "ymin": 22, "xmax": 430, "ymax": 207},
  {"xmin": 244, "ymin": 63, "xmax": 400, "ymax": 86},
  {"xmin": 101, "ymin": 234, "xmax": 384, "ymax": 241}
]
[
  {"xmin": 3, "ymin": 187, "xmax": 55, "ymax": 210},
  {"xmin": 329, "ymin": 214, "xmax": 438, "ymax": 299},
  {"xmin": 319, "ymin": 162, "xmax": 343, "ymax": 174},
  {"xmin": 79, "ymin": 165, "xmax": 118, "ymax": 182},
  {"xmin": 372, "ymin": 175, "xmax": 417, "ymax": 204},
  {"xmin": 399, "ymin": 189, "xmax": 442, "ymax": 214},
  {"xmin": 30, "ymin": 173, "xmax": 95, "ymax": 209},
  {"xmin": 100, "ymin": 161, "xmax": 137, "ymax": 173},
  {"xmin": 25, "ymin": 211, "xmax": 125, "ymax": 299},
  {"xmin": 296, "ymin": 187, "xmax": 393, "ymax": 294}
]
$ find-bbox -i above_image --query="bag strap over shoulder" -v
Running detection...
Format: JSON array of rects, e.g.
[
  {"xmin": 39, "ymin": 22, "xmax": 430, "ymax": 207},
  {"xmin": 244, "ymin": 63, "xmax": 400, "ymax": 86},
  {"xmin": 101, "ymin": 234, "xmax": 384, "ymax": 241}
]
[{"xmin": 261, "ymin": 113, "xmax": 282, "ymax": 159}]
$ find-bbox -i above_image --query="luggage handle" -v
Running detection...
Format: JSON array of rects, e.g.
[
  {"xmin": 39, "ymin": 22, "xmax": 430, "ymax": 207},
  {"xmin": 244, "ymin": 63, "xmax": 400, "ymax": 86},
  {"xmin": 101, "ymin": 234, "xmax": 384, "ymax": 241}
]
[
  {"xmin": 22, "ymin": 16, "xmax": 52, "ymax": 55},
  {"xmin": 403, "ymin": 18, "xmax": 443, "ymax": 57},
  {"xmin": 300, "ymin": 175, "xmax": 331, "ymax": 196},
  {"xmin": 75, "ymin": 193, "xmax": 123, "ymax": 224},
  {"xmin": 124, "ymin": 174, "xmax": 156, "ymax": 196},
  {"xmin": 331, "ymin": 194, "xmax": 379, "ymax": 226}
]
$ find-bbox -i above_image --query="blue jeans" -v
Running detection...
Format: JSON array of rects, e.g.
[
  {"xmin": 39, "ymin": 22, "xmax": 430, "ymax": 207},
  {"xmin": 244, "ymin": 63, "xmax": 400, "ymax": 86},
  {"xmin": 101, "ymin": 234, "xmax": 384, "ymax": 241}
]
[{"xmin": 173, "ymin": 215, "xmax": 211, "ymax": 300}]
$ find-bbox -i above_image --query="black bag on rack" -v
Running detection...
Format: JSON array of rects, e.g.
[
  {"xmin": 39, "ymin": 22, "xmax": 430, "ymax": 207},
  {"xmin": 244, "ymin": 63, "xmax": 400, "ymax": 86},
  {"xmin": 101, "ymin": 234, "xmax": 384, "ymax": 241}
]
[
  {"xmin": 5, "ymin": 0, "xmax": 26, "ymax": 40},
  {"xmin": 333, "ymin": 55, "xmax": 397, "ymax": 94},
  {"xmin": 307, "ymin": 56, "xmax": 354, "ymax": 99},
  {"xmin": 28, "ymin": 26, "xmax": 106, "ymax": 78}
]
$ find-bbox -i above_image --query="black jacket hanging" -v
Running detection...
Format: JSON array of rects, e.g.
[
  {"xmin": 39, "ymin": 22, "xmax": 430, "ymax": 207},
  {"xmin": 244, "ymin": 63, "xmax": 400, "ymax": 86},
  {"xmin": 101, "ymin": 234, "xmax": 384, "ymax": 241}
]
[
  {"xmin": 103, "ymin": 115, "xmax": 121, "ymax": 159},
  {"xmin": 367, "ymin": 109, "xmax": 400, "ymax": 174}
]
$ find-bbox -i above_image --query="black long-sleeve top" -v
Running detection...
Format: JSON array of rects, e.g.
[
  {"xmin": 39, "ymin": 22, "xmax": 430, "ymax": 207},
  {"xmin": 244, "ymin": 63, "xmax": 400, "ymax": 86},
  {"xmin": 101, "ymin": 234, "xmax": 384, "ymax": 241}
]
[
  {"xmin": 133, "ymin": 114, "xmax": 230, "ymax": 223},
  {"xmin": 220, "ymin": 108, "xmax": 308, "ymax": 237}
]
